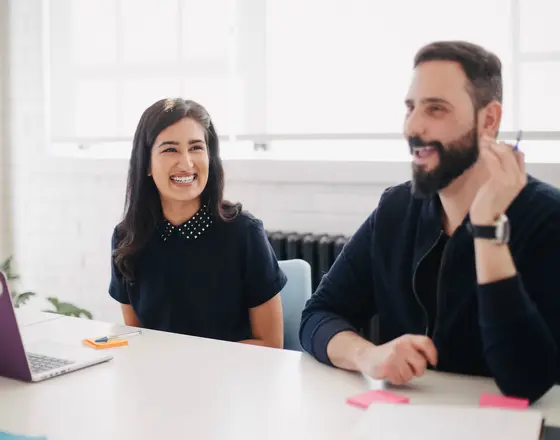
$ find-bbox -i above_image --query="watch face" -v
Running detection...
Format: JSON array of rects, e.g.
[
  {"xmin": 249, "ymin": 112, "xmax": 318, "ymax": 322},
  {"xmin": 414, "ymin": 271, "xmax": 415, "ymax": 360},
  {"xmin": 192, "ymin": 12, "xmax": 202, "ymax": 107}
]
[{"xmin": 496, "ymin": 214, "xmax": 510, "ymax": 244}]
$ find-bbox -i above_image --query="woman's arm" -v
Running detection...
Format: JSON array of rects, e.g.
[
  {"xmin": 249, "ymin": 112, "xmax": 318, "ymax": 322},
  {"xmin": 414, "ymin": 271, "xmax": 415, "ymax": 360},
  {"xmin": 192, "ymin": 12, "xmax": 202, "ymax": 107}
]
[
  {"xmin": 240, "ymin": 293, "xmax": 283, "ymax": 349},
  {"xmin": 121, "ymin": 304, "xmax": 142, "ymax": 327}
]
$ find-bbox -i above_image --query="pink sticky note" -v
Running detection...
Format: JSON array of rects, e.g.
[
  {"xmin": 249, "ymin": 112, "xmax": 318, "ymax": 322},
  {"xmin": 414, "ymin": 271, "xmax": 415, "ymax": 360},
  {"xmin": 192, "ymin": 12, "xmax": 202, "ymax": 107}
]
[
  {"xmin": 372, "ymin": 390, "xmax": 410, "ymax": 404},
  {"xmin": 347, "ymin": 390, "xmax": 409, "ymax": 408},
  {"xmin": 479, "ymin": 393, "xmax": 529, "ymax": 410},
  {"xmin": 347, "ymin": 391, "xmax": 379, "ymax": 408}
]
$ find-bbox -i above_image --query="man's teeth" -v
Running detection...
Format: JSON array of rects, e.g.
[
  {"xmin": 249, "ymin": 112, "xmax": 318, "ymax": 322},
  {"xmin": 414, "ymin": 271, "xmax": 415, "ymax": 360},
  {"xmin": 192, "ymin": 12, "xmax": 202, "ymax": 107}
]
[
  {"xmin": 171, "ymin": 175, "xmax": 195, "ymax": 183},
  {"xmin": 414, "ymin": 147, "xmax": 435, "ymax": 158}
]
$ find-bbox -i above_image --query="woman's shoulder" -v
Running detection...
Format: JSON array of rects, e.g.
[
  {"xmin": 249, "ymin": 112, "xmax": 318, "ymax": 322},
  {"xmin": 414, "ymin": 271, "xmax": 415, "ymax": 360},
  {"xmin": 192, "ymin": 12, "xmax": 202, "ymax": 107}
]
[
  {"xmin": 111, "ymin": 223, "xmax": 122, "ymax": 248},
  {"xmin": 220, "ymin": 209, "xmax": 265, "ymax": 234},
  {"xmin": 111, "ymin": 222, "xmax": 131, "ymax": 247},
  {"xmin": 213, "ymin": 209, "xmax": 271, "ymax": 251}
]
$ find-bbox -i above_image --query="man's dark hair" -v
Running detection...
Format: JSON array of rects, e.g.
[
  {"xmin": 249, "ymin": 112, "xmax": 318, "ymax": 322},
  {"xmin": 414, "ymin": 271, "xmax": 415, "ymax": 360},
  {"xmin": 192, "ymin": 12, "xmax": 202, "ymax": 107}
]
[{"xmin": 414, "ymin": 41, "xmax": 503, "ymax": 110}]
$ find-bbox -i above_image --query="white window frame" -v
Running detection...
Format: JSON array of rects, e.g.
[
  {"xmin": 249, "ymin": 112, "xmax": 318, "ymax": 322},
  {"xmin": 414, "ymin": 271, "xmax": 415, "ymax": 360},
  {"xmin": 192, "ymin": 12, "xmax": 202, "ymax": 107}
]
[{"xmin": 42, "ymin": 0, "xmax": 560, "ymax": 163}]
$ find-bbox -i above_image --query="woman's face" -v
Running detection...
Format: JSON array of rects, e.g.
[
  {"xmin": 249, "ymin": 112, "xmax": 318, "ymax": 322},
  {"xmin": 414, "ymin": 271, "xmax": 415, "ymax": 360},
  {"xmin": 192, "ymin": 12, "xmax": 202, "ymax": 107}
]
[{"xmin": 149, "ymin": 117, "xmax": 210, "ymax": 207}]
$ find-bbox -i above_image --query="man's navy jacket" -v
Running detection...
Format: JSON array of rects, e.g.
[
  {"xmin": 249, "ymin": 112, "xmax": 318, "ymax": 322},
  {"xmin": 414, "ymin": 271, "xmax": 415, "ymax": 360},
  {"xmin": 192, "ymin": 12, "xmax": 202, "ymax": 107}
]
[{"xmin": 300, "ymin": 175, "xmax": 560, "ymax": 403}]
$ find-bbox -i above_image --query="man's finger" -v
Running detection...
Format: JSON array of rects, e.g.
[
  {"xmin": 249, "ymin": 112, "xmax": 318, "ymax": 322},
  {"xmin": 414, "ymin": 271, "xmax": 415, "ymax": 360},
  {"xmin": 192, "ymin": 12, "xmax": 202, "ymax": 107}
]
[
  {"xmin": 490, "ymin": 142, "xmax": 521, "ymax": 175},
  {"xmin": 410, "ymin": 336, "xmax": 438, "ymax": 366},
  {"xmin": 406, "ymin": 349, "xmax": 428, "ymax": 376},
  {"xmin": 397, "ymin": 359, "xmax": 414, "ymax": 383},
  {"xmin": 480, "ymin": 144, "xmax": 506, "ymax": 177},
  {"xmin": 379, "ymin": 361, "xmax": 403, "ymax": 384},
  {"xmin": 388, "ymin": 372, "xmax": 405, "ymax": 386},
  {"xmin": 515, "ymin": 150, "xmax": 526, "ymax": 176}
]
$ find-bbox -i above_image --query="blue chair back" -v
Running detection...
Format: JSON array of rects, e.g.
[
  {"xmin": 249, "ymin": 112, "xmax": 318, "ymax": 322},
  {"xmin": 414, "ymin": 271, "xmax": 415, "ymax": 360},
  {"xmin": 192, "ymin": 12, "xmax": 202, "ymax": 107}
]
[{"xmin": 278, "ymin": 259, "xmax": 312, "ymax": 351}]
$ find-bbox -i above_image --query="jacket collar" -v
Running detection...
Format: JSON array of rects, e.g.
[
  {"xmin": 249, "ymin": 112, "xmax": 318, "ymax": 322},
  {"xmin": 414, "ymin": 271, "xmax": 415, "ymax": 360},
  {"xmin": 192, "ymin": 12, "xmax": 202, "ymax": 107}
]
[
  {"xmin": 412, "ymin": 193, "xmax": 472, "ymax": 269},
  {"xmin": 412, "ymin": 194, "xmax": 444, "ymax": 269}
]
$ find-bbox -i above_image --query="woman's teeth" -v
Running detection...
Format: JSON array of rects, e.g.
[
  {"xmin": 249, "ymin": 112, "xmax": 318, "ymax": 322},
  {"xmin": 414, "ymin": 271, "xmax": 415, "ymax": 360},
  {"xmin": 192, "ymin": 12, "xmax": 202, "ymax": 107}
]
[{"xmin": 171, "ymin": 175, "xmax": 195, "ymax": 183}]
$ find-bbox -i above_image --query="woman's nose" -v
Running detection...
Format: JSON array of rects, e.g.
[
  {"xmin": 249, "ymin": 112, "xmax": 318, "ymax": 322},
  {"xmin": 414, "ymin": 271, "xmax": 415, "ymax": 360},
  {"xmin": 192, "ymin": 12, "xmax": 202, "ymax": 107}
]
[{"xmin": 180, "ymin": 150, "xmax": 194, "ymax": 168}]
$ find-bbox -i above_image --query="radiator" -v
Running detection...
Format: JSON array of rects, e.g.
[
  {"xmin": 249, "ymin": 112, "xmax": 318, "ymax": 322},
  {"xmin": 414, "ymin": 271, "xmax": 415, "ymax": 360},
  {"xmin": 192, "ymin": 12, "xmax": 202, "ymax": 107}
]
[{"xmin": 266, "ymin": 231, "xmax": 349, "ymax": 291}]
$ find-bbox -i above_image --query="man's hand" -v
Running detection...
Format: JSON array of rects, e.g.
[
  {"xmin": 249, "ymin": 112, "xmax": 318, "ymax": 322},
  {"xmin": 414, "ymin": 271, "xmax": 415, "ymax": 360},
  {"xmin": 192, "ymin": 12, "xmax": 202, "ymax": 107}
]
[
  {"xmin": 470, "ymin": 136, "xmax": 527, "ymax": 225},
  {"xmin": 355, "ymin": 335, "xmax": 438, "ymax": 385}
]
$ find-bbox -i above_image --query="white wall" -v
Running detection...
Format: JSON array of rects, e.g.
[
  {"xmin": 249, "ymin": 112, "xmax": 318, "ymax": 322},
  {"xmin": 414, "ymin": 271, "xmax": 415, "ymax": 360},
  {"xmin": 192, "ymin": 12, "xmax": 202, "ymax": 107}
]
[
  {"xmin": 0, "ymin": 0, "xmax": 11, "ymax": 261},
  {"xmin": 6, "ymin": 0, "xmax": 560, "ymax": 323}
]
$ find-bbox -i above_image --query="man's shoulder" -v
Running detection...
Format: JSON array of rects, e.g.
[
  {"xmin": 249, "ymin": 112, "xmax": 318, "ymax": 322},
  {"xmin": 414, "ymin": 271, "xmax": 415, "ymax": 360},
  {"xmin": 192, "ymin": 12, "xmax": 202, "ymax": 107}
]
[
  {"xmin": 353, "ymin": 181, "xmax": 420, "ymax": 235},
  {"xmin": 378, "ymin": 181, "xmax": 414, "ymax": 203},
  {"xmin": 525, "ymin": 175, "xmax": 560, "ymax": 206},
  {"xmin": 513, "ymin": 175, "xmax": 560, "ymax": 222},
  {"xmin": 375, "ymin": 181, "xmax": 420, "ymax": 217}
]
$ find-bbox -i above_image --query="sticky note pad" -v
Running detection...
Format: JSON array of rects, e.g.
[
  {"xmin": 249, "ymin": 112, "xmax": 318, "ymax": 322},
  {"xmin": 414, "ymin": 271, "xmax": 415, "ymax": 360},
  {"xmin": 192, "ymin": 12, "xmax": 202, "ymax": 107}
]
[
  {"xmin": 479, "ymin": 393, "xmax": 529, "ymax": 410},
  {"xmin": 347, "ymin": 390, "xmax": 409, "ymax": 408},
  {"xmin": 82, "ymin": 338, "xmax": 128, "ymax": 349},
  {"xmin": 0, "ymin": 432, "xmax": 47, "ymax": 440},
  {"xmin": 373, "ymin": 390, "xmax": 410, "ymax": 404}
]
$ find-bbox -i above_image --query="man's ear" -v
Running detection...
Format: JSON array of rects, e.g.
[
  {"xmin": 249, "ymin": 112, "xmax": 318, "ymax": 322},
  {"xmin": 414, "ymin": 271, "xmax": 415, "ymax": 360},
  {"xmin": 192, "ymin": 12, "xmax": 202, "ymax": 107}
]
[{"xmin": 479, "ymin": 100, "xmax": 502, "ymax": 138}]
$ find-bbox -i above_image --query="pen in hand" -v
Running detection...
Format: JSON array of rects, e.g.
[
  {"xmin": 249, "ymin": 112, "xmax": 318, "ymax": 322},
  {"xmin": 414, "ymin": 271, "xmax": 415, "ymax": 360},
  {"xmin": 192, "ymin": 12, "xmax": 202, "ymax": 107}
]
[
  {"xmin": 95, "ymin": 330, "xmax": 142, "ymax": 343},
  {"xmin": 513, "ymin": 130, "xmax": 523, "ymax": 151}
]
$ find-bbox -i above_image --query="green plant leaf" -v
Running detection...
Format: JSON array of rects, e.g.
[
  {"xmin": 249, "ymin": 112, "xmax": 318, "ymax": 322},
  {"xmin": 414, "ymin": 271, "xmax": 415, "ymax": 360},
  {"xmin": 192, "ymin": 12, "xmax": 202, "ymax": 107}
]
[
  {"xmin": 1, "ymin": 256, "xmax": 20, "ymax": 281},
  {"xmin": 45, "ymin": 297, "xmax": 93, "ymax": 319},
  {"xmin": 2, "ymin": 256, "xmax": 93, "ymax": 320},
  {"xmin": 1, "ymin": 256, "xmax": 12, "ymax": 272},
  {"xmin": 13, "ymin": 291, "xmax": 36, "ymax": 308}
]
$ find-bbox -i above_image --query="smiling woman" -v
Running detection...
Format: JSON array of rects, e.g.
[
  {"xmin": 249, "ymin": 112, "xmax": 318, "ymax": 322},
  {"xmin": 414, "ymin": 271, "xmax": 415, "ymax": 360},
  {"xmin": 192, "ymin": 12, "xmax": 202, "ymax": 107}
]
[
  {"xmin": 149, "ymin": 117, "xmax": 212, "ymax": 225},
  {"xmin": 109, "ymin": 98, "xmax": 287, "ymax": 349}
]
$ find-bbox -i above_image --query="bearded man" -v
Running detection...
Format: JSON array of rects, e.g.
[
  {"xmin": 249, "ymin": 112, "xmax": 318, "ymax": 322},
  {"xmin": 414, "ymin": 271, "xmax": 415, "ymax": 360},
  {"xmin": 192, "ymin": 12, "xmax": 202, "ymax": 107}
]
[{"xmin": 299, "ymin": 41, "xmax": 560, "ymax": 404}]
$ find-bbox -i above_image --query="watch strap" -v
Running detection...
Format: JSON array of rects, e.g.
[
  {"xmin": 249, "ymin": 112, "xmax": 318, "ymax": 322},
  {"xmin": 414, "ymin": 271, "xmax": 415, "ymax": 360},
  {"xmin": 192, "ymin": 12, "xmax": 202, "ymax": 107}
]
[{"xmin": 467, "ymin": 223, "xmax": 497, "ymax": 239}]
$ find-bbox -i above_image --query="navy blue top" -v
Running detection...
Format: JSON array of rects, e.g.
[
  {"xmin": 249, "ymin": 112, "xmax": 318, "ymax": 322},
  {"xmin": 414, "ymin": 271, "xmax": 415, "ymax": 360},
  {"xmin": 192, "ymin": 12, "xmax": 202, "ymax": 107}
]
[
  {"xmin": 109, "ymin": 207, "xmax": 287, "ymax": 342},
  {"xmin": 300, "ymin": 175, "xmax": 560, "ymax": 403}
]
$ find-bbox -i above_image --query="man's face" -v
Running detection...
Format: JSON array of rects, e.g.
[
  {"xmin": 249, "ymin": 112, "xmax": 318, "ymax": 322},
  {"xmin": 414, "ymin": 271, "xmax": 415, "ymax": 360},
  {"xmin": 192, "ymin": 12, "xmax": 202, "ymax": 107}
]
[{"xmin": 403, "ymin": 60, "xmax": 480, "ymax": 198}]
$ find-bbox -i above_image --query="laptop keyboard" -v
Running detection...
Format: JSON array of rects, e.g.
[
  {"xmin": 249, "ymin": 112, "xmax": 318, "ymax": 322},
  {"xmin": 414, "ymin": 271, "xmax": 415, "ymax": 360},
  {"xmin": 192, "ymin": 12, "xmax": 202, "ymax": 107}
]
[{"xmin": 27, "ymin": 353, "xmax": 75, "ymax": 374}]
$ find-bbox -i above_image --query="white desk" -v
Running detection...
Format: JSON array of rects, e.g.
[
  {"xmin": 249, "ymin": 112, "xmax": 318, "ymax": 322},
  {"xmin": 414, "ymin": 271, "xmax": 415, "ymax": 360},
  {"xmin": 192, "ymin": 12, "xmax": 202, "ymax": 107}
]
[
  {"xmin": 15, "ymin": 308, "xmax": 64, "ymax": 327},
  {"xmin": 1, "ymin": 314, "xmax": 559, "ymax": 440}
]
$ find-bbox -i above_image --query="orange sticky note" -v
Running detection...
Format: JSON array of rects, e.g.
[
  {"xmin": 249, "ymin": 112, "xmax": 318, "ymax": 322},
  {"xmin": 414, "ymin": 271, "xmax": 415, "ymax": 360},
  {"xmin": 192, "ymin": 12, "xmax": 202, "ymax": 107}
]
[
  {"xmin": 347, "ymin": 390, "xmax": 409, "ymax": 408},
  {"xmin": 479, "ymin": 393, "xmax": 529, "ymax": 410},
  {"xmin": 82, "ymin": 338, "xmax": 128, "ymax": 349}
]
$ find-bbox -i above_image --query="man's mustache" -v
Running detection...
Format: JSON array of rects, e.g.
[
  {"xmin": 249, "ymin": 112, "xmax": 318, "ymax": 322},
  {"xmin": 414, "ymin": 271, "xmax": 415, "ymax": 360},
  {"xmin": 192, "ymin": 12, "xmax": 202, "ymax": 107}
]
[{"xmin": 408, "ymin": 136, "xmax": 444, "ymax": 155}]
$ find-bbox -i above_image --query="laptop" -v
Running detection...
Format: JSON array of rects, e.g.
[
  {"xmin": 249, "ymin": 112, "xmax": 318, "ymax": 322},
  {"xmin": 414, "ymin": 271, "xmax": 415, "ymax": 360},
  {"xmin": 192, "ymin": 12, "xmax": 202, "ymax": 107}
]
[{"xmin": 0, "ymin": 271, "xmax": 113, "ymax": 382}]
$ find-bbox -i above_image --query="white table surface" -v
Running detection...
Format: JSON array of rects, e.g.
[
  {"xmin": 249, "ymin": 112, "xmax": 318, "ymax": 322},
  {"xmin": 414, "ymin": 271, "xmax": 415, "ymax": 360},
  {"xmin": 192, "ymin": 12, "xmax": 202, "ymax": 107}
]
[
  {"xmin": 15, "ymin": 308, "xmax": 64, "ymax": 327},
  {"xmin": 1, "ymin": 313, "xmax": 559, "ymax": 440}
]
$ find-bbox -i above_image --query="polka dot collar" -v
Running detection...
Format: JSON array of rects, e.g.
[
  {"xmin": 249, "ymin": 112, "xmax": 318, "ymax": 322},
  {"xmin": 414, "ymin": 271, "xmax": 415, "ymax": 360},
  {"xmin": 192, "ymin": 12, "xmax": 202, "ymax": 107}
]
[{"xmin": 160, "ymin": 205, "xmax": 213, "ymax": 242}]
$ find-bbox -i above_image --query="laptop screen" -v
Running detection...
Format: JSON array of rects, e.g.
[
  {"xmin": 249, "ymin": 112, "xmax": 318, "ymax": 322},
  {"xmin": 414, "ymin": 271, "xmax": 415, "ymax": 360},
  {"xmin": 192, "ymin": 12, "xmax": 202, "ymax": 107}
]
[{"xmin": 0, "ymin": 272, "xmax": 32, "ymax": 381}]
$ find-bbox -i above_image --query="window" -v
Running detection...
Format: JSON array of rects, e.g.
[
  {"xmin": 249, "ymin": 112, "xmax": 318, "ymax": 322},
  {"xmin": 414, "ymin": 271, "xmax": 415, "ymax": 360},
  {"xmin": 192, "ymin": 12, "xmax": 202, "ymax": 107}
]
[
  {"xmin": 519, "ymin": 0, "xmax": 560, "ymax": 53},
  {"xmin": 519, "ymin": 62, "xmax": 560, "ymax": 131},
  {"xmin": 45, "ymin": 0, "xmax": 560, "ymax": 161},
  {"xmin": 518, "ymin": 0, "xmax": 560, "ymax": 132},
  {"xmin": 265, "ymin": 0, "xmax": 514, "ymax": 134},
  {"xmin": 47, "ymin": 0, "xmax": 235, "ymax": 145}
]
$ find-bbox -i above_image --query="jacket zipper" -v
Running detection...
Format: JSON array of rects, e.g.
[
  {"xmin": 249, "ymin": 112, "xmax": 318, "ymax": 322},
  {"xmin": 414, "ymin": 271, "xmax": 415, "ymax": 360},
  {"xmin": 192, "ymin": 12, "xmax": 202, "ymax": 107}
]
[
  {"xmin": 412, "ymin": 230, "xmax": 443, "ymax": 338},
  {"xmin": 431, "ymin": 237, "xmax": 452, "ymax": 343}
]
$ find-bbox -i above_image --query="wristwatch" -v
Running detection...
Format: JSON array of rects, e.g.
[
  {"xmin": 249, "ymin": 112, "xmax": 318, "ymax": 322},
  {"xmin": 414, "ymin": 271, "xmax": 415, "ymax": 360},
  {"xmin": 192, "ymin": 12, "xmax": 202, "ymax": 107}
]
[{"xmin": 467, "ymin": 214, "xmax": 510, "ymax": 244}]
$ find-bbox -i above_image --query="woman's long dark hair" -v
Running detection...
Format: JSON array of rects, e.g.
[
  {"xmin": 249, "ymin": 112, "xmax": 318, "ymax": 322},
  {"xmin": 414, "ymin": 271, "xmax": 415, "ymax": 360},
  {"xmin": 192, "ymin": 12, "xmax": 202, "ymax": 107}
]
[{"xmin": 114, "ymin": 98, "xmax": 241, "ymax": 281}]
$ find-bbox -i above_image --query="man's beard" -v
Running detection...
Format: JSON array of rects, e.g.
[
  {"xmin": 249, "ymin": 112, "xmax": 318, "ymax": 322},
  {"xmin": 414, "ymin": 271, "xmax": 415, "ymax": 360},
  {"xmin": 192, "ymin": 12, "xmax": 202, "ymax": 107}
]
[{"xmin": 409, "ymin": 125, "xmax": 479, "ymax": 199}]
